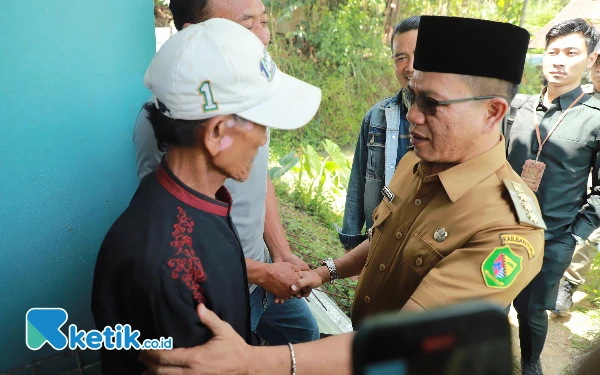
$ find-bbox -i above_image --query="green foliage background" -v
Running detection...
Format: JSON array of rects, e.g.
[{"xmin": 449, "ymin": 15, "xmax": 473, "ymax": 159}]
[
  {"xmin": 264, "ymin": 0, "xmax": 567, "ymax": 155},
  {"xmin": 266, "ymin": 0, "xmax": 397, "ymax": 155}
]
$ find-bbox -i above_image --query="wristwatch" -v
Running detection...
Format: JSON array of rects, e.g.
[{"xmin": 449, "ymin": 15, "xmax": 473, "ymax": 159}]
[{"xmin": 322, "ymin": 258, "xmax": 339, "ymax": 282}]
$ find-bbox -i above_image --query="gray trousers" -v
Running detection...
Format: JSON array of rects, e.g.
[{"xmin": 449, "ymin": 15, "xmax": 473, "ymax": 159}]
[{"xmin": 564, "ymin": 227, "xmax": 600, "ymax": 285}]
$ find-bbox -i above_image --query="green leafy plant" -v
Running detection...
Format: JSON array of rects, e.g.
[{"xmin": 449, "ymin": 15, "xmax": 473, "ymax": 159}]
[
  {"xmin": 293, "ymin": 144, "xmax": 326, "ymax": 207},
  {"xmin": 581, "ymin": 255, "xmax": 600, "ymax": 306},
  {"xmin": 322, "ymin": 139, "xmax": 352, "ymax": 194},
  {"xmin": 271, "ymin": 139, "xmax": 350, "ymax": 223},
  {"xmin": 291, "ymin": 139, "xmax": 351, "ymax": 208},
  {"xmin": 265, "ymin": 0, "xmax": 396, "ymax": 155},
  {"xmin": 269, "ymin": 151, "xmax": 301, "ymax": 180}
]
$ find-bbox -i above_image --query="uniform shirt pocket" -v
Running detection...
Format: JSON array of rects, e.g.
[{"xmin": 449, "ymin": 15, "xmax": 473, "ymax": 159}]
[
  {"xmin": 365, "ymin": 203, "xmax": 392, "ymax": 266},
  {"xmin": 404, "ymin": 232, "xmax": 444, "ymax": 277}
]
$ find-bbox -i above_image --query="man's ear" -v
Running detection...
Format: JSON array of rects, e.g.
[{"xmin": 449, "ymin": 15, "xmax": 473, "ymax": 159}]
[
  {"xmin": 484, "ymin": 97, "xmax": 509, "ymax": 134},
  {"xmin": 202, "ymin": 116, "xmax": 229, "ymax": 157},
  {"xmin": 182, "ymin": 23, "xmax": 192, "ymax": 29},
  {"xmin": 588, "ymin": 51, "xmax": 599, "ymax": 69}
]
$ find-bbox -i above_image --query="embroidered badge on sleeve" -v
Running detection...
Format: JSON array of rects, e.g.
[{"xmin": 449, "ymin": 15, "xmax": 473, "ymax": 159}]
[
  {"xmin": 481, "ymin": 246, "xmax": 523, "ymax": 289},
  {"xmin": 499, "ymin": 233, "xmax": 535, "ymax": 259}
]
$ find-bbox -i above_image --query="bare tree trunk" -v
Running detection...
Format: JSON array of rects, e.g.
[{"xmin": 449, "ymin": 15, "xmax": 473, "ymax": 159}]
[
  {"xmin": 383, "ymin": 0, "xmax": 392, "ymax": 41},
  {"xmin": 383, "ymin": 0, "xmax": 400, "ymax": 43},
  {"xmin": 520, "ymin": 0, "xmax": 529, "ymax": 27}
]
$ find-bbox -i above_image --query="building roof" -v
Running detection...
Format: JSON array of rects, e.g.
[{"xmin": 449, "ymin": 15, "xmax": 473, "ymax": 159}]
[{"xmin": 530, "ymin": 0, "xmax": 600, "ymax": 48}]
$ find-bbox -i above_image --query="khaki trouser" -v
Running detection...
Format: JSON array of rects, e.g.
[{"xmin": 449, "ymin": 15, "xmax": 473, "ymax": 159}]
[{"xmin": 565, "ymin": 227, "xmax": 600, "ymax": 286}]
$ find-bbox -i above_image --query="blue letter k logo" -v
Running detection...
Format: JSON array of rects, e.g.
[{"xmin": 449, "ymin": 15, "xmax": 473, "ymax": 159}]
[{"xmin": 26, "ymin": 308, "xmax": 68, "ymax": 350}]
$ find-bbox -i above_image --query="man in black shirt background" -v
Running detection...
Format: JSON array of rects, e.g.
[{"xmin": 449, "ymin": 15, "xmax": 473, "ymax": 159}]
[
  {"xmin": 507, "ymin": 19, "xmax": 600, "ymax": 375},
  {"xmin": 91, "ymin": 18, "xmax": 321, "ymax": 374}
]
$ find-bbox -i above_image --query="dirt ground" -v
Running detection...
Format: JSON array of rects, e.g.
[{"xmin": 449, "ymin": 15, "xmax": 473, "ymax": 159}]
[{"xmin": 509, "ymin": 291, "xmax": 600, "ymax": 374}]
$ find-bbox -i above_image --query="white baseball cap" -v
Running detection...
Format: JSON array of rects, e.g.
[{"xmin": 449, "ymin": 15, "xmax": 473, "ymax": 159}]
[{"xmin": 144, "ymin": 18, "xmax": 322, "ymax": 130}]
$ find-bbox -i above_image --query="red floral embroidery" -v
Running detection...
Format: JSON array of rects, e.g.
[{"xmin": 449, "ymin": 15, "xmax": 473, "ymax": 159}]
[{"xmin": 168, "ymin": 207, "xmax": 207, "ymax": 304}]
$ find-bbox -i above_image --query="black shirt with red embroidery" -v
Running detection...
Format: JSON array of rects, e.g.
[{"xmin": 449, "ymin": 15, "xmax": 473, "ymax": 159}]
[{"xmin": 91, "ymin": 159, "xmax": 251, "ymax": 374}]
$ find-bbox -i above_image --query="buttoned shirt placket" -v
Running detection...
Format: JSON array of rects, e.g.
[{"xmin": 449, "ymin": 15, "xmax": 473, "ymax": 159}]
[{"xmin": 360, "ymin": 169, "xmax": 439, "ymax": 311}]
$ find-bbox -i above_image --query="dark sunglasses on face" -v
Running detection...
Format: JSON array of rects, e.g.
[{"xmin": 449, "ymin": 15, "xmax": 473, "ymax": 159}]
[{"xmin": 404, "ymin": 90, "xmax": 503, "ymax": 116}]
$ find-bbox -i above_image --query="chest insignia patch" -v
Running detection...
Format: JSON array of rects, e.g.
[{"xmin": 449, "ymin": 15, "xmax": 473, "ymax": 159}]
[
  {"xmin": 481, "ymin": 246, "xmax": 523, "ymax": 289},
  {"xmin": 381, "ymin": 186, "xmax": 395, "ymax": 203},
  {"xmin": 499, "ymin": 233, "xmax": 535, "ymax": 259}
]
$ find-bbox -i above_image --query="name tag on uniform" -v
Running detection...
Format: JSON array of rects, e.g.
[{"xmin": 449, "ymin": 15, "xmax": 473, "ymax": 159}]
[
  {"xmin": 381, "ymin": 186, "xmax": 395, "ymax": 203},
  {"xmin": 521, "ymin": 160, "xmax": 546, "ymax": 192}
]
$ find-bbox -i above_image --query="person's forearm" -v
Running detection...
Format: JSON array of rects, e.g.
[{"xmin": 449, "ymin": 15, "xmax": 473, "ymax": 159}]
[
  {"xmin": 264, "ymin": 176, "xmax": 293, "ymax": 261},
  {"xmin": 246, "ymin": 257, "xmax": 268, "ymax": 285},
  {"xmin": 246, "ymin": 299, "xmax": 421, "ymax": 375},
  {"xmin": 316, "ymin": 239, "xmax": 370, "ymax": 283},
  {"xmin": 249, "ymin": 332, "xmax": 354, "ymax": 375}
]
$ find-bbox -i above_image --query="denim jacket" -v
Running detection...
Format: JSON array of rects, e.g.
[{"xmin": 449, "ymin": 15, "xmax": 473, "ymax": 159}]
[{"xmin": 338, "ymin": 91, "xmax": 411, "ymax": 249}]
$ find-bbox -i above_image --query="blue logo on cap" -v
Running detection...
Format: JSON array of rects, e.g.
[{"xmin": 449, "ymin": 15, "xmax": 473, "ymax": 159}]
[{"xmin": 259, "ymin": 49, "xmax": 277, "ymax": 82}]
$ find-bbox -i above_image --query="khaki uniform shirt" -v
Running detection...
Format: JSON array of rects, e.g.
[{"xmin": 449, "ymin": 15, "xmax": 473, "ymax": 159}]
[{"xmin": 352, "ymin": 137, "xmax": 545, "ymax": 327}]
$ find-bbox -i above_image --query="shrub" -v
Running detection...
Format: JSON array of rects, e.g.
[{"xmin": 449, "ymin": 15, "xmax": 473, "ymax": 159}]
[
  {"xmin": 271, "ymin": 139, "xmax": 350, "ymax": 224},
  {"xmin": 266, "ymin": 0, "xmax": 398, "ymax": 156}
]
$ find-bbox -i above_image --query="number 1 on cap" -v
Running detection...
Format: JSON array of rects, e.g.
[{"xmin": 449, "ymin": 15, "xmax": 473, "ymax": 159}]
[{"xmin": 198, "ymin": 81, "xmax": 219, "ymax": 112}]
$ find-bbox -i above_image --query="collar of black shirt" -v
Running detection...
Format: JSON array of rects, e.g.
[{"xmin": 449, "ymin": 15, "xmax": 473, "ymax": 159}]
[
  {"xmin": 157, "ymin": 158, "xmax": 232, "ymax": 216},
  {"xmin": 538, "ymin": 85, "xmax": 584, "ymax": 112}
]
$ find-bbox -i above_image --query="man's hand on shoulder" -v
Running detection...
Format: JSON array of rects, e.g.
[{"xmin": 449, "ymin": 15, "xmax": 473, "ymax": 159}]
[{"xmin": 140, "ymin": 304, "xmax": 254, "ymax": 375}]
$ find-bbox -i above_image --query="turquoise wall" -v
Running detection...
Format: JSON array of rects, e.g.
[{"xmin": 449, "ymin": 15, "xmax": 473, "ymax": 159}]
[{"xmin": 0, "ymin": 0, "xmax": 155, "ymax": 371}]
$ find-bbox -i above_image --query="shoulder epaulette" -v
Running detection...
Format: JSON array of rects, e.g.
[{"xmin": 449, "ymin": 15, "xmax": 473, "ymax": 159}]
[
  {"xmin": 502, "ymin": 179, "xmax": 547, "ymax": 230},
  {"xmin": 582, "ymin": 93, "xmax": 600, "ymax": 111}
]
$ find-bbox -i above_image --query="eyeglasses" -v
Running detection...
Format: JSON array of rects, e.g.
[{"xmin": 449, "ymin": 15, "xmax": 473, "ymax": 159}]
[{"xmin": 405, "ymin": 90, "xmax": 502, "ymax": 116}]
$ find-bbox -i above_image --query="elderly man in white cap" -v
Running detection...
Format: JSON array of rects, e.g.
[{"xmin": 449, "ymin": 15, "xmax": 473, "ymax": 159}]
[{"xmin": 91, "ymin": 18, "xmax": 321, "ymax": 374}]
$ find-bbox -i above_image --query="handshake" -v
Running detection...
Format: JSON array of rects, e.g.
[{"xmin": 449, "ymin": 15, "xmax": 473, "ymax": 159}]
[{"xmin": 261, "ymin": 256, "xmax": 328, "ymax": 304}]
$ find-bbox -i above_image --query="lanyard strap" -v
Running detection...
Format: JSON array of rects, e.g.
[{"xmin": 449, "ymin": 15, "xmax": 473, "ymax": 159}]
[{"xmin": 534, "ymin": 91, "xmax": 585, "ymax": 160}]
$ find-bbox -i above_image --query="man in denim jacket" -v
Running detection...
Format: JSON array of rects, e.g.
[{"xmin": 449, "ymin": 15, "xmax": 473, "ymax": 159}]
[{"xmin": 339, "ymin": 16, "xmax": 420, "ymax": 251}]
